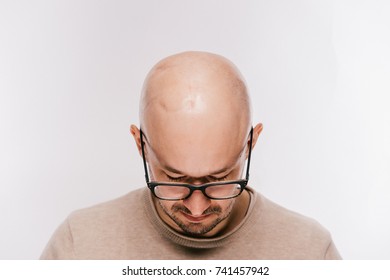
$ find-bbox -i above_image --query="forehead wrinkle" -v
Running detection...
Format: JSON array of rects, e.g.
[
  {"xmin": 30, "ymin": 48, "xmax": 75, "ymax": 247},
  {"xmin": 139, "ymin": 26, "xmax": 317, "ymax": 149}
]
[{"xmin": 161, "ymin": 162, "xmax": 236, "ymax": 179}]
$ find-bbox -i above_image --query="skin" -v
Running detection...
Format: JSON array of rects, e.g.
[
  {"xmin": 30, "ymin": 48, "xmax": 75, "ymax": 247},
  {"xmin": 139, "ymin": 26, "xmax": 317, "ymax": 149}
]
[{"xmin": 131, "ymin": 51, "xmax": 263, "ymax": 237}]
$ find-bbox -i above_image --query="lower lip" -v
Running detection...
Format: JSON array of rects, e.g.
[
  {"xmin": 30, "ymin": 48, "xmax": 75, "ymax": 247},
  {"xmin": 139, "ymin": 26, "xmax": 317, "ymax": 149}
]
[{"xmin": 181, "ymin": 212, "xmax": 211, "ymax": 223}]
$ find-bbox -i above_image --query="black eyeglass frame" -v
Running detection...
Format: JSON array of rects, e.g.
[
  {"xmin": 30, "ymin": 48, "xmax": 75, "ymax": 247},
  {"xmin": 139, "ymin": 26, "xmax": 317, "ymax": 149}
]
[{"xmin": 140, "ymin": 127, "xmax": 253, "ymax": 201}]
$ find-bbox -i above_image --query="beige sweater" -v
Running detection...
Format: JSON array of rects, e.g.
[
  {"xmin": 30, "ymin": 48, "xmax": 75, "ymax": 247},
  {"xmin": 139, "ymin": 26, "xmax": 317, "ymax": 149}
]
[{"xmin": 40, "ymin": 187, "xmax": 341, "ymax": 259}]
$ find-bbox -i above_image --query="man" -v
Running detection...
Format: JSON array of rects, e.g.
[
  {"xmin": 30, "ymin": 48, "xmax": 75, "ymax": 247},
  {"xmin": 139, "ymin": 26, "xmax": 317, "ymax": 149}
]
[{"xmin": 41, "ymin": 51, "xmax": 341, "ymax": 259}]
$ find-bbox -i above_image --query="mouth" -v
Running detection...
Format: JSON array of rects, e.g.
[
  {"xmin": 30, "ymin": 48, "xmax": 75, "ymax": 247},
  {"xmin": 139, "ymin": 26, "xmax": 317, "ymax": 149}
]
[{"xmin": 181, "ymin": 212, "xmax": 212, "ymax": 223}]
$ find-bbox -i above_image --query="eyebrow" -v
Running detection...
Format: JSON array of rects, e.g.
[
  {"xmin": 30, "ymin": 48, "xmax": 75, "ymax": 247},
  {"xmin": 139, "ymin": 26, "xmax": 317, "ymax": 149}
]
[{"xmin": 163, "ymin": 164, "xmax": 231, "ymax": 178}]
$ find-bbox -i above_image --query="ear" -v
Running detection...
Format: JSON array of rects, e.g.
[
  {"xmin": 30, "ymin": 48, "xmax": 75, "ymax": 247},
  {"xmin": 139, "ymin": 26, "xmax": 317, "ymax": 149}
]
[
  {"xmin": 130, "ymin": 124, "xmax": 143, "ymax": 157},
  {"xmin": 250, "ymin": 123, "xmax": 263, "ymax": 150}
]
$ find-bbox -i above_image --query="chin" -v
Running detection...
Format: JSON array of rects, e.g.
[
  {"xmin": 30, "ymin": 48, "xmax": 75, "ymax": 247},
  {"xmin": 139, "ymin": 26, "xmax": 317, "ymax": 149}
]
[{"xmin": 175, "ymin": 216, "xmax": 225, "ymax": 237}]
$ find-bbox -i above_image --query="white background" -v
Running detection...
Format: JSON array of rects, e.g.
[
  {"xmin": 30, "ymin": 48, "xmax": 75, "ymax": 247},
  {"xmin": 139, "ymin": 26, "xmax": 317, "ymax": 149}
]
[{"xmin": 0, "ymin": 0, "xmax": 389, "ymax": 259}]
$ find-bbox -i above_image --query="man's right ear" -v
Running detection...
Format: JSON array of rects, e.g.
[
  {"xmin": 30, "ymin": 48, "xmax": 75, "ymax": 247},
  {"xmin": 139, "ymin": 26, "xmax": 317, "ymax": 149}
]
[{"xmin": 130, "ymin": 125, "xmax": 143, "ymax": 157}]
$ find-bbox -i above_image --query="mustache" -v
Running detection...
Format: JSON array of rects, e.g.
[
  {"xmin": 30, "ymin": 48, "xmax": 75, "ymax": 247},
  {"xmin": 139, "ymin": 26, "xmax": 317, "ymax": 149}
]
[{"xmin": 171, "ymin": 203, "xmax": 222, "ymax": 215}]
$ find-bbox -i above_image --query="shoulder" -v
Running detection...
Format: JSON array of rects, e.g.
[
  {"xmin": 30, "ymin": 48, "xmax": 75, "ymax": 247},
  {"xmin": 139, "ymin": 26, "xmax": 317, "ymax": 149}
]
[
  {"xmin": 247, "ymin": 191, "xmax": 340, "ymax": 259},
  {"xmin": 69, "ymin": 188, "xmax": 144, "ymax": 221},
  {"xmin": 67, "ymin": 188, "xmax": 146, "ymax": 233},
  {"xmin": 259, "ymin": 194, "xmax": 330, "ymax": 238},
  {"xmin": 40, "ymin": 188, "xmax": 149, "ymax": 259}
]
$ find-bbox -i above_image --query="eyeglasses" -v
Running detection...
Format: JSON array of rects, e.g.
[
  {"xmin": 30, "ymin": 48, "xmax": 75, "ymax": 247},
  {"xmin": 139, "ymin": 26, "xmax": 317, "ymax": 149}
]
[{"xmin": 140, "ymin": 127, "xmax": 253, "ymax": 201}]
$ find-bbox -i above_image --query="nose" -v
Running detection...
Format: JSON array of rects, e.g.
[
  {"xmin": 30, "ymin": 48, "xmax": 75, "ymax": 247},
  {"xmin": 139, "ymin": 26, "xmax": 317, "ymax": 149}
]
[{"xmin": 182, "ymin": 190, "xmax": 211, "ymax": 216}]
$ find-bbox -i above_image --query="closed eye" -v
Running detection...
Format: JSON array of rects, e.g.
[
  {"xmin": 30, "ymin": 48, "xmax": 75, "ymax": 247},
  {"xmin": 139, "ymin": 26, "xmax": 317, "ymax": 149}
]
[
  {"xmin": 166, "ymin": 174, "xmax": 230, "ymax": 183},
  {"xmin": 209, "ymin": 175, "xmax": 229, "ymax": 182},
  {"xmin": 166, "ymin": 175, "xmax": 186, "ymax": 182}
]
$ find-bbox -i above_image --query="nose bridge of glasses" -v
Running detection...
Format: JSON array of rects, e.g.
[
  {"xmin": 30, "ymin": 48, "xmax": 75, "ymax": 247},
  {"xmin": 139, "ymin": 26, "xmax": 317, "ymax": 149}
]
[
  {"xmin": 186, "ymin": 181, "xmax": 232, "ymax": 199},
  {"xmin": 182, "ymin": 183, "xmax": 215, "ymax": 201},
  {"xmin": 186, "ymin": 177, "xmax": 211, "ymax": 186},
  {"xmin": 183, "ymin": 188, "xmax": 212, "ymax": 212}
]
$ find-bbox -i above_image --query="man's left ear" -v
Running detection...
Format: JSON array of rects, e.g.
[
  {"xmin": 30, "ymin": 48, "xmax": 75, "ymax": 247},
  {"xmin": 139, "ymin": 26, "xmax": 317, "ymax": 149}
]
[{"xmin": 250, "ymin": 123, "xmax": 263, "ymax": 150}]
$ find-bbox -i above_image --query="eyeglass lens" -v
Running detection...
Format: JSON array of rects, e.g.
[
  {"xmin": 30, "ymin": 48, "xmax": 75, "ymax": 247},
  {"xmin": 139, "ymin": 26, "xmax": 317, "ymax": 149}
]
[{"xmin": 154, "ymin": 183, "xmax": 242, "ymax": 200}]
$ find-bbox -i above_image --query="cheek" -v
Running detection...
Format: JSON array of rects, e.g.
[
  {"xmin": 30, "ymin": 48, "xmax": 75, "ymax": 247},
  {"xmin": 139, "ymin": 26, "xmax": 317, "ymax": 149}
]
[
  {"xmin": 159, "ymin": 200, "xmax": 174, "ymax": 211},
  {"xmin": 210, "ymin": 200, "xmax": 234, "ymax": 213}
]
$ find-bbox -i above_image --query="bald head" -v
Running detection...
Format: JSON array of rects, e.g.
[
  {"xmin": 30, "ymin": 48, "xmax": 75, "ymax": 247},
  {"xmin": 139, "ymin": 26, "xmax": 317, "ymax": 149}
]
[
  {"xmin": 138, "ymin": 51, "xmax": 253, "ymax": 177},
  {"xmin": 141, "ymin": 52, "xmax": 251, "ymax": 131},
  {"xmin": 130, "ymin": 52, "xmax": 262, "ymax": 236}
]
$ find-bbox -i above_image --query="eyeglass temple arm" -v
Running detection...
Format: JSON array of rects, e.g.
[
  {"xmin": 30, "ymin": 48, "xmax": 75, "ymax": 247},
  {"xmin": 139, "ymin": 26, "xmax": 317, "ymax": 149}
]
[
  {"xmin": 140, "ymin": 129, "xmax": 150, "ymax": 183},
  {"xmin": 245, "ymin": 127, "xmax": 254, "ymax": 181}
]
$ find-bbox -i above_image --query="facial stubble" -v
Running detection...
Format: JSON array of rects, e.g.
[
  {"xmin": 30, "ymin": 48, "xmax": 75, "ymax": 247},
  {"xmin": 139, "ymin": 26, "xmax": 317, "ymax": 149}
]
[{"xmin": 159, "ymin": 199, "xmax": 235, "ymax": 236}]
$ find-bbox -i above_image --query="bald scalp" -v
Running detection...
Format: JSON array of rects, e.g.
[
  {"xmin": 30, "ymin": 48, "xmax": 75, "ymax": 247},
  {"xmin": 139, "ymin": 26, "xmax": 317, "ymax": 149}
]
[
  {"xmin": 137, "ymin": 51, "xmax": 253, "ymax": 177},
  {"xmin": 140, "ymin": 51, "xmax": 252, "ymax": 137}
]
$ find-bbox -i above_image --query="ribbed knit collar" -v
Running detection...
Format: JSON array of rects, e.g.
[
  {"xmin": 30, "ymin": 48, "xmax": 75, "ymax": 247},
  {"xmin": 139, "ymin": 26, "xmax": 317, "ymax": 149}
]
[{"xmin": 143, "ymin": 186, "xmax": 259, "ymax": 249}]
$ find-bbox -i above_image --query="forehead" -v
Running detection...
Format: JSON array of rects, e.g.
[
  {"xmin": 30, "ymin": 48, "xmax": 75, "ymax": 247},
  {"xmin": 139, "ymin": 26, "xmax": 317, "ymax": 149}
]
[{"xmin": 145, "ymin": 121, "xmax": 247, "ymax": 177}]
